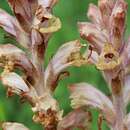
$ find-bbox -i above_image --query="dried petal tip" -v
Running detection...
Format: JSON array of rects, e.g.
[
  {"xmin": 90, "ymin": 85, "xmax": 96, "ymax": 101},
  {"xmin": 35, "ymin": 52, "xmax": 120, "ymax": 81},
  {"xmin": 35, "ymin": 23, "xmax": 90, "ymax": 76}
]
[
  {"xmin": 33, "ymin": 109, "xmax": 63, "ymax": 130},
  {"xmin": 33, "ymin": 109, "xmax": 59, "ymax": 130},
  {"xmin": 32, "ymin": 94, "xmax": 62, "ymax": 128}
]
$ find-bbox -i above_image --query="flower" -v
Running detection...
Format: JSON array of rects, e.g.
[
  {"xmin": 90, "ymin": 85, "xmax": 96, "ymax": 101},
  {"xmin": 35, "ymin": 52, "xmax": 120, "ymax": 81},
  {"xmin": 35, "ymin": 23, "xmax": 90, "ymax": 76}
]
[
  {"xmin": 70, "ymin": 83, "xmax": 116, "ymax": 126},
  {"xmin": 78, "ymin": 0, "xmax": 129, "ymax": 83}
]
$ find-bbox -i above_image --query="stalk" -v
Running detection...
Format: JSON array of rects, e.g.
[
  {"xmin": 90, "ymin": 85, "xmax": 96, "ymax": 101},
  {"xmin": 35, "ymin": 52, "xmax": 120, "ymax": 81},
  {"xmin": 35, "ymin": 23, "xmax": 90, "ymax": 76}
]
[{"xmin": 111, "ymin": 76, "xmax": 125, "ymax": 130}]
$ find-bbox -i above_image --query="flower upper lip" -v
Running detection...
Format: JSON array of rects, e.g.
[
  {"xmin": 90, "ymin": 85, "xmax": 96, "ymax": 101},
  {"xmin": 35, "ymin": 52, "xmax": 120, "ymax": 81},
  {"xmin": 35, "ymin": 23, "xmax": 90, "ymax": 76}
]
[
  {"xmin": 96, "ymin": 43, "xmax": 121, "ymax": 70},
  {"xmin": 78, "ymin": 0, "xmax": 129, "ymax": 72}
]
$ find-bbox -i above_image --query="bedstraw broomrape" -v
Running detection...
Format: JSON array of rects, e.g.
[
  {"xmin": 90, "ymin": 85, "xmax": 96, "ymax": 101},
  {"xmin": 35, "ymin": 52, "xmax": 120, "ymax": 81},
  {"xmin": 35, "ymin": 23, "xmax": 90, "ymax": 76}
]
[
  {"xmin": 0, "ymin": 0, "xmax": 130, "ymax": 130},
  {"xmin": 0, "ymin": 0, "xmax": 88, "ymax": 130},
  {"xmin": 70, "ymin": 0, "xmax": 130, "ymax": 130}
]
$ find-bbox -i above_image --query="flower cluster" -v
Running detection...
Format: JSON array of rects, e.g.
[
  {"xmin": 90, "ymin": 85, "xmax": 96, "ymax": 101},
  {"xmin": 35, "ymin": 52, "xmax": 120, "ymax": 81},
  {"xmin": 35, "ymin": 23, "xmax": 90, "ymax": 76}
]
[
  {"xmin": 0, "ymin": 0, "xmax": 87, "ymax": 130},
  {"xmin": 70, "ymin": 0, "xmax": 130, "ymax": 130}
]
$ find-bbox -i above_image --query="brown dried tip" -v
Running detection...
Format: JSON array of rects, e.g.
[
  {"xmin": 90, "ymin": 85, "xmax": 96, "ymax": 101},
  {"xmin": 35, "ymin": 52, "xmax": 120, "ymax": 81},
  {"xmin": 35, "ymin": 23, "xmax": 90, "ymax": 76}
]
[
  {"xmin": 6, "ymin": 87, "xmax": 14, "ymax": 97},
  {"xmin": 98, "ymin": 114, "xmax": 103, "ymax": 130},
  {"xmin": 33, "ymin": 108, "xmax": 58, "ymax": 130}
]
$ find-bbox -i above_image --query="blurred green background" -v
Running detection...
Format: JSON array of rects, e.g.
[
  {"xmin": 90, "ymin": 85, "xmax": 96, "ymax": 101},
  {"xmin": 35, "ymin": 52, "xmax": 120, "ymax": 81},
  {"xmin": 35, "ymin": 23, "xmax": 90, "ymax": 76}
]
[{"xmin": 0, "ymin": 0, "xmax": 130, "ymax": 130}]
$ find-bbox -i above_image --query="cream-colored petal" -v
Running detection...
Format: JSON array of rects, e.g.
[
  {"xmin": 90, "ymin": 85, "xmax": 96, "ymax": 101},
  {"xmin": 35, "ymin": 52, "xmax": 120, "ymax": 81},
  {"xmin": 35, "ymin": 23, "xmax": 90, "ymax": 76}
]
[
  {"xmin": 2, "ymin": 122, "xmax": 29, "ymax": 130},
  {"xmin": 0, "ymin": 44, "xmax": 37, "ymax": 78},
  {"xmin": 1, "ymin": 72, "xmax": 29, "ymax": 94}
]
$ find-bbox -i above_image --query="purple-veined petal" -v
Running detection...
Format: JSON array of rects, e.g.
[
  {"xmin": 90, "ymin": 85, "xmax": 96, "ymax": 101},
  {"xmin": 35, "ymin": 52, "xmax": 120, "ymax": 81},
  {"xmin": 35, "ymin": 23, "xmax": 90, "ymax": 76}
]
[
  {"xmin": 110, "ymin": 0, "xmax": 127, "ymax": 50},
  {"xmin": 1, "ymin": 72, "xmax": 29, "ymax": 94},
  {"xmin": 0, "ymin": 44, "xmax": 23, "ymax": 56},
  {"xmin": 31, "ymin": 29, "xmax": 43, "ymax": 46},
  {"xmin": 87, "ymin": 4, "xmax": 102, "ymax": 26},
  {"xmin": 120, "ymin": 37, "xmax": 130, "ymax": 69},
  {"xmin": 58, "ymin": 109, "xmax": 91, "ymax": 130},
  {"xmin": 98, "ymin": 0, "xmax": 115, "ymax": 29},
  {"xmin": 78, "ymin": 22, "xmax": 108, "ymax": 53},
  {"xmin": 0, "ymin": 9, "xmax": 17, "ymax": 36},
  {"xmin": 0, "ymin": 44, "xmax": 39, "ymax": 92},
  {"xmin": 0, "ymin": 9, "xmax": 30, "ymax": 48},
  {"xmin": 38, "ymin": 0, "xmax": 58, "ymax": 8},
  {"xmin": 51, "ymin": 40, "xmax": 84, "ymax": 69},
  {"xmin": 31, "ymin": 28, "xmax": 45, "ymax": 68},
  {"xmin": 70, "ymin": 83, "xmax": 116, "ymax": 125},
  {"xmin": 8, "ymin": 0, "xmax": 38, "ymax": 32},
  {"xmin": 2, "ymin": 122, "xmax": 29, "ymax": 130},
  {"xmin": 0, "ymin": 44, "xmax": 37, "ymax": 78},
  {"xmin": 44, "ymin": 40, "xmax": 86, "ymax": 91}
]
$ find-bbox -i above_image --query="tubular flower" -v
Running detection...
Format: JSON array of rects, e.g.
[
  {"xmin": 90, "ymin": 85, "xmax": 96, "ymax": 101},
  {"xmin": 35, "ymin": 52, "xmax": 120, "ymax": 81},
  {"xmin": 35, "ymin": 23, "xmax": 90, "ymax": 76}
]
[
  {"xmin": 78, "ymin": 0, "xmax": 129, "ymax": 75},
  {"xmin": 78, "ymin": 0, "xmax": 130, "ymax": 96},
  {"xmin": 70, "ymin": 83, "xmax": 116, "ymax": 126},
  {"xmin": 78, "ymin": 0, "xmax": 130, "ymax": 102}
]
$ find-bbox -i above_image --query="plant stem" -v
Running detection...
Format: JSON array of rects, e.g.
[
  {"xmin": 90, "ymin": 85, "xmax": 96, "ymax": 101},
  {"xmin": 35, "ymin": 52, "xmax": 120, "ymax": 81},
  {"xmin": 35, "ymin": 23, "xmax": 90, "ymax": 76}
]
[
  {"xmin": 111, "ymin": 76, "xmax": 125, "ymax": 130},
  {"xmin": 30, "ymin": 47, "xmax": 45, "ymax": 96}
]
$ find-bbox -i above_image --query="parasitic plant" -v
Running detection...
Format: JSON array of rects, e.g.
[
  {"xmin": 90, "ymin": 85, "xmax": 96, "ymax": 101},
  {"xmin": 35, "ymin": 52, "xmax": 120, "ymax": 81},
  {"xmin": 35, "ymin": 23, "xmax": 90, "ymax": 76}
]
[
  {"xmin": 0, "ymin": 0, "xmax": 87, "ymax": 130},
  {"xmin": 70, "ymin": 0, "xmax": 130, "ymax": 130},
  {"xmin": 0, "ymin": 0, "xmax": 130, "ymax": 130}
]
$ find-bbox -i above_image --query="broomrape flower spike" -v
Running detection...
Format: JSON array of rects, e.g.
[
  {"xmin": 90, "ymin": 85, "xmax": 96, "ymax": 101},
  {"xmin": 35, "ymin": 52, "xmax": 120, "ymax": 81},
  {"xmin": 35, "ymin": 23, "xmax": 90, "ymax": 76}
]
[
  {"xmin": 1, "ymin": 0, "xmax": 130, "ymax": 130},
  {"xmin": 70, "ymin": 0, "xmax": 130, "ymax": 130},
  {"xmin": 0, "ymin": 0, "xmax": 87, "ymax": 130}
]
